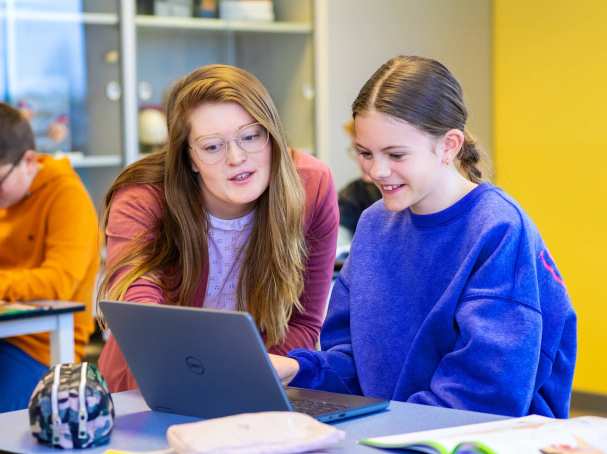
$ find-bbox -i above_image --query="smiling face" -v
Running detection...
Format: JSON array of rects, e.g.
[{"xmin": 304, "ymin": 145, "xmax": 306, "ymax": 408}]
[
  {"xmin": 353, "ymin": 110, "xmax": 451, "ymax": 214},
  {"xmin": 188, "ymin": 102, "xmax": 272, "ymax": 219}
]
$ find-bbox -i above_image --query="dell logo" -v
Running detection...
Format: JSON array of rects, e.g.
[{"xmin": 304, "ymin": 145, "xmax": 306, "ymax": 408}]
[{"xmin": 185, "ymin": 355, "xmax": 205, "ymax": 375}]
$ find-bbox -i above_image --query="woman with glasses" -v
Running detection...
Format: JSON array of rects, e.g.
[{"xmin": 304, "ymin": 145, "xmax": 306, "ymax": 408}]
[{"xmin": 97, "ymin": 64, "xmax": 339, "ymax": 392}]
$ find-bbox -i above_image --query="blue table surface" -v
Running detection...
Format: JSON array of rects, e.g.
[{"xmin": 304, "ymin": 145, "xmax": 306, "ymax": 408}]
[{"xmin": 0, "ymin": 390, "xmax": 505, "ymax": 453}]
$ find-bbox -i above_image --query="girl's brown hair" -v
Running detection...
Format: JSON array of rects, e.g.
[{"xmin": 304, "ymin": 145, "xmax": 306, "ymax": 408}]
[
  {"xmin": 352, "ymin": 55, "xmax": 485, "ymax": 183},
  {"xmin": 98, "ymin": 64, "xmax": 307, "ymax": 347}
]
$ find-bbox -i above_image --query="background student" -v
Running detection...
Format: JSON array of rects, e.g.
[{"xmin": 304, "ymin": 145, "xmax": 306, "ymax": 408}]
[
  {"xmin": 98, "ymin": 64, "xmax": 339, "ymax": 392},
  {"xmin": 337, "ymin": 120, "xmax": 381, "ymax": 241},
  {"xmin": 0, "ymin": 102, "xmax": 99, "ymax": 412},
  {"xmin": 271, "ymin": 55, "xmax": 577, "ymax": 418}
]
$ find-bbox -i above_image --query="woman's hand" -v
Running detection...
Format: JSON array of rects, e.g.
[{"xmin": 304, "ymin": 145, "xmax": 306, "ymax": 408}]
[{"xmin": 269, "ymin": 353, "xmax": 300, "ymax": 385}]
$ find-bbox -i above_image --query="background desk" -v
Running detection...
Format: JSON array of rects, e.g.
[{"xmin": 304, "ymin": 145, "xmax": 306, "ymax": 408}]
[
  {"xmin": 0, "ymin": 301, "xmax": 84, "ymax": 365},
  {"xmin": 0, "ymin": 389, "xmax": 505, "ymax": 453}
]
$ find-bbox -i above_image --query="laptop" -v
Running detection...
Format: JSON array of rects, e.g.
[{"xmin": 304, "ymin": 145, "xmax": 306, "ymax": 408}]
[{"xmin": 99, "ymin": 300, "xmax": 389, "ymax": 422}]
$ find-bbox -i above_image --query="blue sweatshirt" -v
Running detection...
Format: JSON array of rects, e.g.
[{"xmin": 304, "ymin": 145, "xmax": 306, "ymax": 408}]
[{"xmin": 289, "ymin": 183, "xmax": 576, "ymax": 417}]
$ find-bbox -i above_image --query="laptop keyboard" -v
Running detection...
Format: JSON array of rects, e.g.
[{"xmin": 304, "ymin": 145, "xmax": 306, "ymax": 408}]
[{"xmin": 289, "ymin": 398, "xmax": 349, "ymax": 416}]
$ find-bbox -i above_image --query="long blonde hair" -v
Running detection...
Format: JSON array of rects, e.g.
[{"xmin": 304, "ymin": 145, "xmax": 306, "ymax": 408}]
[{"xmin": 98, "ymin": 64, "xmax": 307, "ymax": 347}]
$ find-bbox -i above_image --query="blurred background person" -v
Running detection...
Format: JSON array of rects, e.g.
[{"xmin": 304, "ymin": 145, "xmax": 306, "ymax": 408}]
[
  {"xmin": 0, "ymin": 102, "xmax": 99, "ymax": 412},
  {"xmin": 337, "ymin": 120, "xmax": 381, "ymax": 256}
]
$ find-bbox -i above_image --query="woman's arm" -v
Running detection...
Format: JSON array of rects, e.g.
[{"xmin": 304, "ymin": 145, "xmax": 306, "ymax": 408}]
[{"xmin": 98, "ymin": 184, "xmax": 165, "ymax": 392}]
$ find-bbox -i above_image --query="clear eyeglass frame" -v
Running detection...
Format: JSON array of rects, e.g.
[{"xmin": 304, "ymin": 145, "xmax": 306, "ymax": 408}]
[{"xmin": 189, "ymin": 122, "xmax": 270, "ymax": 165}]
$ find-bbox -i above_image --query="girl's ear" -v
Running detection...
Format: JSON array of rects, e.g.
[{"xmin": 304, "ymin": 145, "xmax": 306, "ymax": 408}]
[{"xmin": 439, "ymin": 129, "xmax": 465, "ymax": 165}]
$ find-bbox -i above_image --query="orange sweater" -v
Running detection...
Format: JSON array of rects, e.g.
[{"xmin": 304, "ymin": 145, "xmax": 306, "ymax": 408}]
[{"xmin": 0, "ymin": 155, "xmax": 99, "ymax": 365}]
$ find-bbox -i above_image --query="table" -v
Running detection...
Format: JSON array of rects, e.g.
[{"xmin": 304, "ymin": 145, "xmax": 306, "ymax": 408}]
[
  {"xmin": 0, "ymin": 301, "xmax": 84, "ymax": 365},
  {"xmin": 0, "ymin": 390, "xmax": 505, "ymax": 453}
]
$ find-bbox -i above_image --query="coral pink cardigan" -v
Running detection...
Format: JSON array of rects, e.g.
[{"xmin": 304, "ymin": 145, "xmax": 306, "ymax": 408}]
[{"xmin": 98, "ymin": 150, "xmax": 339, "ymax": 392}]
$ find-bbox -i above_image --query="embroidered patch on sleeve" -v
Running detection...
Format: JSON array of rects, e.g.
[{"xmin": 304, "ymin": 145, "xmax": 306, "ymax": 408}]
[{"xmin": 539, "ymin": 249, "xmax": 565, "ymax": 286}]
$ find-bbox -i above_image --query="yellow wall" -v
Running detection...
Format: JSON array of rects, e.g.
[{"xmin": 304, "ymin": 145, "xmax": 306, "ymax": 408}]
[{"xmin": 493, "ymin": 1, "xmax": 607, "ymax": 393}]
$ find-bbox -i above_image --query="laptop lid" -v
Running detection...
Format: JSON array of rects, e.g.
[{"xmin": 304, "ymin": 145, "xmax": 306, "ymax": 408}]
[{"xmin": 99, "ymin": 300, "xmax": 389, "ymax": 421}]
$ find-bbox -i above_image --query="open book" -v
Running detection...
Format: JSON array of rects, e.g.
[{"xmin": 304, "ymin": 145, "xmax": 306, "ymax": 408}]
[
  {"xmin": 0, "ymin": 301, "xmax": 40, "ymax": 317},
  {"xmin": 359, "ymin": 415, "xmax": 607, "ymax": 454}
]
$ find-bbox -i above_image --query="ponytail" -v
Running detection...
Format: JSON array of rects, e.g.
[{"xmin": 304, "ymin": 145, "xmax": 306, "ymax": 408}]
[{"xmin": 458, "ymin": 129, "xmax": 483, "ymax": 184}]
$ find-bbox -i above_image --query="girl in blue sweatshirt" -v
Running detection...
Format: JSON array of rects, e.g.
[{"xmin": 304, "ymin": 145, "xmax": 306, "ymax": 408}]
[{"xmin": 271, "ymin": 55, "xmax": 576, "ymax": 418}]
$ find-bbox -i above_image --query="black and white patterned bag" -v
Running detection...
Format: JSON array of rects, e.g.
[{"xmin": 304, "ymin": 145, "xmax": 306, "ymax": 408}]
[{"xmin": 28, "ymin": 362, "xmax": 115, "ymax": 449}]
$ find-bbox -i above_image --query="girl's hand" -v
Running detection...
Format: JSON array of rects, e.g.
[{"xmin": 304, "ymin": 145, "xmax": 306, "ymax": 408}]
[{"xmin": 269, "ymin": 353, "xmax": 300, "ymax": 385}]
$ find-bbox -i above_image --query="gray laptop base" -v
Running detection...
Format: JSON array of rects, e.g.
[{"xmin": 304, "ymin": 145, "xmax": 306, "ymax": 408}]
[{"xmin": 99, "ymin": 300, "xmax": 389, "ymax": 422}]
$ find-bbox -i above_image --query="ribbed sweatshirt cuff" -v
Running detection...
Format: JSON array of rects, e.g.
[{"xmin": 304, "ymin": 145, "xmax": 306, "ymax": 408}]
[{"xmin": 287, "ymin": 349, "xmax": 320, "ymax": 388}]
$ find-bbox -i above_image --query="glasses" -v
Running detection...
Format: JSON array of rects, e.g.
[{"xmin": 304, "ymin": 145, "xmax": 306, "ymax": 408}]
[
  {"xmin": 0, "ymin": 152, "xmax": 24, "ymax": 189},
  {"xmin": 347, "ymin": 145, "xmax": 359, "ymax": 160},
  {"xmin": 190, "ymin": 123, "xmax": 270, "ymax": 165}
]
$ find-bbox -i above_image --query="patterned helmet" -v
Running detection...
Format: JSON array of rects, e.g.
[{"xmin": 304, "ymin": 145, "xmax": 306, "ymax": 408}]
[{"xmin": 28, "ymin": 362, "xmax": 115, "ymax": 449}]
